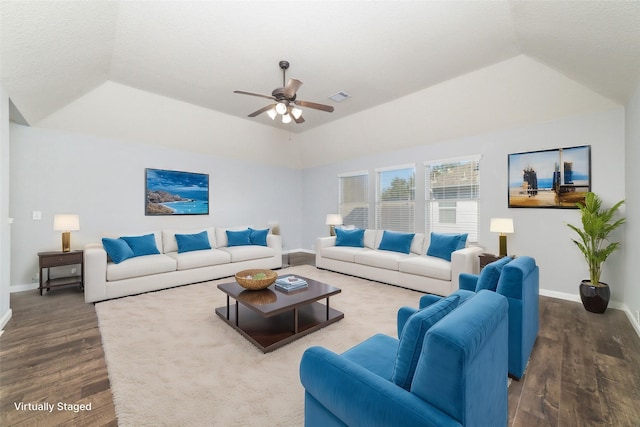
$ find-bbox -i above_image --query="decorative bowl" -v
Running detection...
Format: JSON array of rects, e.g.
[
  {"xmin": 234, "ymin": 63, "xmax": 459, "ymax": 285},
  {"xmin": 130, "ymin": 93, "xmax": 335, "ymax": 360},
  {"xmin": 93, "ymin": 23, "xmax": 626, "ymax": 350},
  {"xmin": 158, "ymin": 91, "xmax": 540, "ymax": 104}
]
[{"xmin": 235, "ymin": 269, "xmax": 277, "ymax": 290}]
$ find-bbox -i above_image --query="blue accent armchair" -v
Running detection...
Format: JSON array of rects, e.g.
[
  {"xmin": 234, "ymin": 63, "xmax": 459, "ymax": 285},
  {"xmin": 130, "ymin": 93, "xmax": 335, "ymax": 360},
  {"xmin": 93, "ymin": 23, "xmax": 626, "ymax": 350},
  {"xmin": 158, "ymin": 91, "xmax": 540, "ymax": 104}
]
[
  {"xmin": 456, "ymin": 256, "xmax": 539, "ymax": 379},
  {"xmin": 299, "ymin": 291, "xmax": 509, "ymax": 427}
]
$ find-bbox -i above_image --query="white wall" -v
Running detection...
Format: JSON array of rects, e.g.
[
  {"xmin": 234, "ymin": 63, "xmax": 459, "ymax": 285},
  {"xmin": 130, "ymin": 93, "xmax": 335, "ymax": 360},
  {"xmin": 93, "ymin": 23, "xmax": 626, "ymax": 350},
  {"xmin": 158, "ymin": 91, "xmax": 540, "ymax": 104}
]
[
  {"xmin": 9, "ymin": 124, "xmax": 302, "ymax": 288},
  {"xmin": 302, "ymin": 108, "xmax": 626, "ymax": 303},
  {"xmin": 625, "ymin": 81, "xmax": 640, "ymax": 331},
  {"xmin": 0, "ymin": 85, "xmax": 12, "ymax": 329}
]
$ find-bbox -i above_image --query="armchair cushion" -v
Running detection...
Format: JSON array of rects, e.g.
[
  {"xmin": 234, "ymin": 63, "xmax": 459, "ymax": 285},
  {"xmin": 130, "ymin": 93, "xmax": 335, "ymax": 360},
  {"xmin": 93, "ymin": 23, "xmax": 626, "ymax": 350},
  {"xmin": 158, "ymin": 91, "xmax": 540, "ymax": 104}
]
[
  {"xmin": 475, "ymin": 256, "xmax": 511, "ymax": 291},
  {"xmin": 391, "ymin": 294, "xmax": 460, "ymax": 390}
]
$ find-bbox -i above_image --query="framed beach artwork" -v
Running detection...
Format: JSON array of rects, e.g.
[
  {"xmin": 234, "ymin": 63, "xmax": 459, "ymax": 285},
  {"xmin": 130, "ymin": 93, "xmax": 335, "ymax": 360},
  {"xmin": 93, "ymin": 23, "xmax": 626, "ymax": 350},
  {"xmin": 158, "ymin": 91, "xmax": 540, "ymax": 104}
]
[
  {"xmin": 145, "ymin": 168, "xmax": 209, "ymax": 215},
  {"xmin": 508, "ymin": 145, "xmax": 591, "ymax": 209}
]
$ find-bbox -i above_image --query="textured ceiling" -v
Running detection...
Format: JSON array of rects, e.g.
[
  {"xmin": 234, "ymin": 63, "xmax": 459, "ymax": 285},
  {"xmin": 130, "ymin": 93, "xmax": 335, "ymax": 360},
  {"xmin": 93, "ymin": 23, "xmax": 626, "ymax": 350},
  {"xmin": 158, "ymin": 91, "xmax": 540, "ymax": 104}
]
[{"xmin": 2, "ymin": 1, "xmax": 640, "ymax": 133}]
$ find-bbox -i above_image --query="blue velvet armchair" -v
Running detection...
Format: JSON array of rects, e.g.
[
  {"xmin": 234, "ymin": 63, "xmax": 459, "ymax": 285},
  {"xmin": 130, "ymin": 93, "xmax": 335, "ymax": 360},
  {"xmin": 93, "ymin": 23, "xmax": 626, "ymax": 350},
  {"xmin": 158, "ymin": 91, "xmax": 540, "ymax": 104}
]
[
  {"xmin": 455, "ymin": 256, "xmax": 539, "ymax": 379},
  {"xmin": 299, "ymin": 291, "xmax": 509, "ymax": 427}
]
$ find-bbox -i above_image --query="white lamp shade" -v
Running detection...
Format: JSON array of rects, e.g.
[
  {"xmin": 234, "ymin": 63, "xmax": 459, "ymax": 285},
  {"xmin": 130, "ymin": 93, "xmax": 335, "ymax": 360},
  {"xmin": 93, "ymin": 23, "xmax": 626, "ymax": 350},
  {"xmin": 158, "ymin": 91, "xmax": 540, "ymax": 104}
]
[
  {"xmin": 54, "ymin": 214, "xmax": 80, "ymax": 231},
  {"xmin": 266, "ymin": 108, "xmax": 277, "ymax": 120},
  {"xmin": 282, "ymin": 113, "xmax": 292, "ymax": 124},
  {"xmin": 291, "ymin": 106, "xmax": 303, "ymax": 119},
  {"xmin": 325, "ymin": 213, "xmax": 343, "ymax": 225},
  {"xmin": 275, "ymin": 102, "xmax": 287, "ymax": 115},
  {"xmin": 490, "ymin": 218, "xmax": 514, "ymax": 234}
]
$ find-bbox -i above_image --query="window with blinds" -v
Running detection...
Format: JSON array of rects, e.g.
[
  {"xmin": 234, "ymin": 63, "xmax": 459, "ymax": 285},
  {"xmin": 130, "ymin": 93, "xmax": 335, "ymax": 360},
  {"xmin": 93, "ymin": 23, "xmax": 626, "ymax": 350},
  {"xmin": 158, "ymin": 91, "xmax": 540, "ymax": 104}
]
[
  {"xmin": 338, "ymin": 172, "xmax": 369, "ymax": 229},
  {"xmin": 425, "ymin": 156, "xmax": 480, "ymax": 242},
  {"xmin": 375, "ymin": 165, "xmax": 415, "ymax": 232}
]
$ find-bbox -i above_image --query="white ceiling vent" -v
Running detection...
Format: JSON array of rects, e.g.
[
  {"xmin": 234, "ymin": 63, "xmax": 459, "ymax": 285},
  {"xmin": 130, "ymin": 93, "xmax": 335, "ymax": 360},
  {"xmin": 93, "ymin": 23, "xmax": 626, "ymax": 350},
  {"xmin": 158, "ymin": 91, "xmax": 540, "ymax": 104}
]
[{"xmin": 329, "ymin": 91, "xmax": 351, "ymax": 102}]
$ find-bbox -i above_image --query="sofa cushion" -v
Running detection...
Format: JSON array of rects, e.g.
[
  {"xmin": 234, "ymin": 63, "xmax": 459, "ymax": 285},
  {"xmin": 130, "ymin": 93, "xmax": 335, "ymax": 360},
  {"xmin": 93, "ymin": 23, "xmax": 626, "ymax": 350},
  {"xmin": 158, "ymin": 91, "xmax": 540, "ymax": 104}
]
[
  {"xmin": 410, "ymin": 233, "xmax": 425, "ymax": 255},
  {"xmin": 398, "ymin": 255, "xmax": 452, "ymax": 281},
  {"xmin": 249, "ymin": 228, "xmax": 269, "ymax": 246},
  {"xmin": 220, "ymin": 245, "xmax": 274, "ymax": 262},
  {"xmin": 226, "ymin": 229, "xmax": 252, "ymax": 247},
  {"xmin": 426, "ymin": 232, "xmax": 468, "ymax": 262},
  {"xmin": 476, "ymin": 256, "xmax": 512, "ymax": 291},
  {"xmin": 342, "ymin": 333, "xmax": 399, "ymax": 380},
  {"xmin": 363, "ymin": 229, "xmax": 378, "ymax": 249},
  {"xmin": 335, "ymin": 228, "xmax": 365, "ymax": 247},
  {"xmin": 102, "ymin": 238, "xmax": 134, "ymax": 264},
  {"xmin": 106, "ymin": 254, "xmax": 177, "ymax": 281},
  {"xmin": 354, "ymin": 250, "xmax": 416, "ymax": 271},
  {"xmin": 175, "ymin": 231, "xmax": 212, "ymax": 253},
  {"xmin": 162, "ymin": 228, "xmax": 216, "ymax": 253},
  {"xmin": 121, "ymin": 234, "xmax": 161, "ymax": 257},
  {"xmin": 215, "ymin": 226, "xmax": 250, "ymax": 248},
  {"xmin": 321, "ymin": 246, "xmax": 370, "ymax": 263},
  {"xmin": 166, "ymin": 249, "xmax": 231, "ymax": 270},
  {"xmin": 378, "ymin": 231, "xmax": 415, "ymax": 254},
  {"xmin": 391, "ymin": 294, "xmax": 461, "ymax": 390}
]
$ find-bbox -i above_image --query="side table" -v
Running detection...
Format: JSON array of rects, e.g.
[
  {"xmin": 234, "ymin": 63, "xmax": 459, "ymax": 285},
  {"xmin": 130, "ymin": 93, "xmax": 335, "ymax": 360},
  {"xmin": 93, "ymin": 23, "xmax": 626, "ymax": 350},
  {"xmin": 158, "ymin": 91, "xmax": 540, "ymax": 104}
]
[
  {"xmin": 37, "ymin": 250, "xmax": 84, "ymax": 295},
  {"xmin": 479, "ymin": 253, "xmax": 501, "ymax": 271}
]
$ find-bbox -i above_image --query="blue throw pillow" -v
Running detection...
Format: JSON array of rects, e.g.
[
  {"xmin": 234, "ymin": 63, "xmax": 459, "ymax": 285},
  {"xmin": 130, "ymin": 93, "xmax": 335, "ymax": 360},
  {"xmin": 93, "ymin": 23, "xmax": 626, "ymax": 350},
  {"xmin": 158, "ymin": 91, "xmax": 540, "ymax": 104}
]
[
  {"xmin": 476, "ymin": 256, "xmax": 512, "ymax": 291},
  {"xmin": 378, "ymin": 230, "xmax": 415, "ymax": 254},
  {"xmin": 427, "ymin": 232, "xmax": 468, "ymax": 262},
  {"xmin": 226, "ymin": 229, "xmax": 252, "ymax": 247},
  {"xmin": 102, "ymin": 237, "xmax": 134, "ymax": 264},
  {"xmin": 392, "ymin": 294, "xmax": 461, "ymax": 390},
  {"xmin": 121, "ymin": 234, "xmax": 160, "ymax": 257},
  {"xmin": 249, "ymin": 228, "xmax": 269, "ymax": 246},
  {"xmin": 335, "ymin": 228, "xmax": 365, "ymax": 247},
  {"xmin": 175, "ymin": 231, "xmax": 212, "ymax": 253}
]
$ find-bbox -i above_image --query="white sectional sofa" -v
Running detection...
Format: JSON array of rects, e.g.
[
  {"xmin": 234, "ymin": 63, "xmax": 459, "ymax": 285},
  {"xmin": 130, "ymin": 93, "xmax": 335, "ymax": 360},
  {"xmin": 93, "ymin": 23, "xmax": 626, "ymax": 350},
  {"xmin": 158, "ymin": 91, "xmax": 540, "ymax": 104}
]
[
  {"xmin": 316, "ymin": 229, "xmax": 482, "ymax": 296},
  {"xmin": 84, "ymin": 227, "xmax": 282, "ymax": 303}
]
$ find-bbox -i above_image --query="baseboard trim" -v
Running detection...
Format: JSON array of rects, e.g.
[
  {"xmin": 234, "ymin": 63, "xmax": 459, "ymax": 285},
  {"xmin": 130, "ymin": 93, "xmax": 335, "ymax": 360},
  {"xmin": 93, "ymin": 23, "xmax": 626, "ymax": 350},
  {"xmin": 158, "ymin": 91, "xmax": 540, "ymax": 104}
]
[
  {"xmin": 0, "ymin": 308, "xmax": 12, "ymax": 331},
  {"xmin": 10, "ymin": 283, "xmax": 39, "ymax": 293}
]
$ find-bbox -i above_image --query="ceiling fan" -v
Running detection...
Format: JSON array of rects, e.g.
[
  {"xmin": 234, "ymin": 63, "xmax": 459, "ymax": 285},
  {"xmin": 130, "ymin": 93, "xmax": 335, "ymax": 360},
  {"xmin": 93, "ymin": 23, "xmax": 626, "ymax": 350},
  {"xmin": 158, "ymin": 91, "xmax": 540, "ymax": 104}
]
[{"xmin": 234, "ymin": 60, "xmax": 334, "ymax": 124}]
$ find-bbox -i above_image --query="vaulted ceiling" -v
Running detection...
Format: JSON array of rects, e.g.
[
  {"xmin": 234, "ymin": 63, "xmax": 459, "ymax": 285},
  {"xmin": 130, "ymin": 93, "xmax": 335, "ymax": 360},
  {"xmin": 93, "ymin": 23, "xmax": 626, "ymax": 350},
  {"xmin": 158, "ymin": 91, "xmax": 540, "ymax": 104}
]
[{"xmin": 2, "ymin": 1, "xmax": 640, "ymax": 134}]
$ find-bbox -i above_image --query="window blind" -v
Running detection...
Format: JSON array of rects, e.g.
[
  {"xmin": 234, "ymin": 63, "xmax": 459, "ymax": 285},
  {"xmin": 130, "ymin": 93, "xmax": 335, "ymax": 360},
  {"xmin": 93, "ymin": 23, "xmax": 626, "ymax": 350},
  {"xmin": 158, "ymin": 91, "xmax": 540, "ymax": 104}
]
[
  {"xmin": 339, "ymin": 172, "xmax": 369, "ymax": 229},
  {"xmin": 425, "ymin": 156, "xmax": 480, "ymax": 242},
  {"xmin": 375, "ymin": 165, "xmax": 415, "ymax": 232}
]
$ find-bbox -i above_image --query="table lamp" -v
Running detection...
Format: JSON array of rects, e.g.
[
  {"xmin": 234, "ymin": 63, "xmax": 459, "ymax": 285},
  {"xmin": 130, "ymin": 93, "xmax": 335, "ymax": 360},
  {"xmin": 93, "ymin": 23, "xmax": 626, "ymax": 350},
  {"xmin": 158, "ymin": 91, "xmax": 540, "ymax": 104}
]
[
  {"xmin": 54, "ymin": 214, "xmax": 80, "ymax": 252},
  {"xmin": 326, "ymin": 214, "xmax": 343, "ymax": 237},
  {"xmin": 490, "ymin": 218, "xmax": 514, "ymax": 257}
]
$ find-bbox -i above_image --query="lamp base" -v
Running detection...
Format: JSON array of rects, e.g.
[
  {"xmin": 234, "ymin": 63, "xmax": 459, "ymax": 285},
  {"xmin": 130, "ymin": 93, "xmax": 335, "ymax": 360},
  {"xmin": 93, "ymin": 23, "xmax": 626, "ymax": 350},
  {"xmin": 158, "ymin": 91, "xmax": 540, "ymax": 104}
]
[
  {"xmin": 61, "ymin": 231, "xmax": 71, "ymax": 252},
  {"xmin": 329, "ymin": 225, "xmax": 336, "ymax": 237},
  {"xmin": 498, "ymin": 235, "xmax": 507, "ymax": 257}
]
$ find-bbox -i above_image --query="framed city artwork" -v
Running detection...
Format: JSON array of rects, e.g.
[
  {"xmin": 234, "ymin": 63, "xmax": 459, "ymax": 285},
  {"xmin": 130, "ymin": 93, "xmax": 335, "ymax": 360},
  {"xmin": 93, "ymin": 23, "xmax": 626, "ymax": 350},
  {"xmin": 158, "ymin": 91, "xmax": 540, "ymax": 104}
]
[
  {"xmin": 145, "ymin": 168, "xmax": 209, "ymax": 215},
  {"xmin": 508, "ymin": 145, "xmax": 591, "ymax": 209}
]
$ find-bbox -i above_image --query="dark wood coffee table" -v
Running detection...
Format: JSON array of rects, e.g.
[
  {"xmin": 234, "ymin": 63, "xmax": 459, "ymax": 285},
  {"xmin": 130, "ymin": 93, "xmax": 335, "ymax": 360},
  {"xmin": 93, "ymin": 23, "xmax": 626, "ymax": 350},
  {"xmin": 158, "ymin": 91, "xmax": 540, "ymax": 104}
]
[{"xmin": 215, "ymin": 274, "xmax": 343, "ymax": 353}]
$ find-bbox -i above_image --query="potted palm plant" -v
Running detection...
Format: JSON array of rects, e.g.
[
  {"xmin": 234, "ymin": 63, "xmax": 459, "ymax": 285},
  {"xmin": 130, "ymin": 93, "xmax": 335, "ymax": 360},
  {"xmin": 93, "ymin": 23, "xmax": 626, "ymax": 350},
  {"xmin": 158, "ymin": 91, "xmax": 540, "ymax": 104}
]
[{"xmin": 566, "ymin": 192, "xmax": 625, "ymax": 313}]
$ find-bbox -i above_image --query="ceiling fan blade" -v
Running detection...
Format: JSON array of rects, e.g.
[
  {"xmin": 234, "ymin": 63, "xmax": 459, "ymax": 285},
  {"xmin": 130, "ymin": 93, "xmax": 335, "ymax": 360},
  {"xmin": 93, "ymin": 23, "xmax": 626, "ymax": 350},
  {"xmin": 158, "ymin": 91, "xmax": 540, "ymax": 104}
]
[
  {"xmin": 293, "ymin": 114, "xmax": 305, "ymax": 124},
  {"xmin": 248, "ymin": 104, "xmax": 276, "ymax": 117},
  {"xmin": 295, "ymin": 100, "xmax": 334, "ymax": 113},
  {"xmin": 233, "ymin": 90, "xmax": 276, "ymax": 101},
  {"xmin": 283, "ymin": 79, "xmax": 303, "ymax": 98}
]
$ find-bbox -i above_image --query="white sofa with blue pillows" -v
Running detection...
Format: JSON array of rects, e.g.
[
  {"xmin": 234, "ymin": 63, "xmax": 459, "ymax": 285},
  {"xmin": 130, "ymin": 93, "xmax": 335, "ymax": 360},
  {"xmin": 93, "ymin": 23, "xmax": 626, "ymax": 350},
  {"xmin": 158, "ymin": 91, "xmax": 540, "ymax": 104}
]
[
  {"xmin": 84, "ymin": 226, "xmax": 282, "ymax": 303},
  {"xmin": 316, "ymin": 228, "xmax": 482, "ymax": 296}
]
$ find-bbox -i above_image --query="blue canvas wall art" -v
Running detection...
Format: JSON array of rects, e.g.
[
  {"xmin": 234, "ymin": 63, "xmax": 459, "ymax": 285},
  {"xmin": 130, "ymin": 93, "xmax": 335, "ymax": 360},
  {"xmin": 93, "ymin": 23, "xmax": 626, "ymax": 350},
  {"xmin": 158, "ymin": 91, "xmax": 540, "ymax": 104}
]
[{"xmin": 145, "ymin": 168, "xmax": 209, "ymax": 215}]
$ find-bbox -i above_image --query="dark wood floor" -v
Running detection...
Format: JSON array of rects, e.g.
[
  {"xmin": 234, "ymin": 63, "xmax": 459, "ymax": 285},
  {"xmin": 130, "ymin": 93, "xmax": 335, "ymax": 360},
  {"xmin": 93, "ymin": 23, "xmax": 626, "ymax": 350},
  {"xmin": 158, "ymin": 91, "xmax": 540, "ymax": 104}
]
[{"xmin": 1, "ymin": 252, "xmax": 639, "ymax": 426}]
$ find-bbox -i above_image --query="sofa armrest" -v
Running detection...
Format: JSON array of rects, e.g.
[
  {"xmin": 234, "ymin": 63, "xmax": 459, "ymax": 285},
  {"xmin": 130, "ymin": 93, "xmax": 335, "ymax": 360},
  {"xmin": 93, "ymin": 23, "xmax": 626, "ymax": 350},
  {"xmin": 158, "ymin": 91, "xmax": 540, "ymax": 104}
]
[
  {"xmin": 315, "ymin": 236, "xmax": 337, "ymax": 267},
  {"xmin": 300, "ymin": 346, "xmax": 460, "ymax": 427},
  {"xmin": 84, "ymin": 243, "xmax": 108, "ymax": 303},
  {"xmin": 458, "ymin": 273, "xmax": 479, "ymax": 292},
  {"xmin": 450, "ymin": 246, "xmax": 483, "ymax": 289}
]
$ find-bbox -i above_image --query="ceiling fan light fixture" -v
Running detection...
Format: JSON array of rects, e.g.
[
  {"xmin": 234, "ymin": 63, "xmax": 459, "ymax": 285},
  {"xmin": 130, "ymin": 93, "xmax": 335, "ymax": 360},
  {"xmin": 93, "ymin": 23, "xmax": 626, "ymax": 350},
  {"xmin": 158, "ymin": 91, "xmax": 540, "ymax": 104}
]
[
  {"xmin": 291, "ymin": 106, "xmax": 303, "ymax": 119},
  {"xmin": 282, "ymin": 113, "xmax": 292, "ymax": 124},
  {"xmin": 275, "ymin": 102, "xmax": 287, "ymax": 115},
  {"xmin": 266, "ymin": 108, "xmax": 277, "ymax": 120}
]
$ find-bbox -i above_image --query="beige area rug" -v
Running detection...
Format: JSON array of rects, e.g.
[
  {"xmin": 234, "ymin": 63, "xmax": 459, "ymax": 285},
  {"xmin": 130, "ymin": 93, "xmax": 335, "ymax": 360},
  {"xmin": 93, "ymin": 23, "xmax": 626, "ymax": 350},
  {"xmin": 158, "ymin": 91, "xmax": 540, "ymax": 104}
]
[{"xmin": 96, "ymin": 265, "xmax": 424, "ymax": 426}]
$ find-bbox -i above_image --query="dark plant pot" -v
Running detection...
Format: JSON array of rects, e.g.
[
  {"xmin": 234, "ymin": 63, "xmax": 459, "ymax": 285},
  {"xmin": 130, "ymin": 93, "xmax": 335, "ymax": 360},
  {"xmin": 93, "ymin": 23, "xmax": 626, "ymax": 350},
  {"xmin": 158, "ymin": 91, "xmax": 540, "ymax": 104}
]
[{"xmin": 579, "ymin": 280, "xmax": 610, "ymax": 313}]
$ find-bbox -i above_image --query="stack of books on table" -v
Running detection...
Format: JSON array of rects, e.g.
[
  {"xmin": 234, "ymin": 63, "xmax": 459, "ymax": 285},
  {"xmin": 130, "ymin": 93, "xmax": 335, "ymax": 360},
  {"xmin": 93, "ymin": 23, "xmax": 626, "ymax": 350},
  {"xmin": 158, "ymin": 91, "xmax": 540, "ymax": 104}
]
[{"xmin": 275, "ymin": 276, "xmax": 308, "ymax": 292}]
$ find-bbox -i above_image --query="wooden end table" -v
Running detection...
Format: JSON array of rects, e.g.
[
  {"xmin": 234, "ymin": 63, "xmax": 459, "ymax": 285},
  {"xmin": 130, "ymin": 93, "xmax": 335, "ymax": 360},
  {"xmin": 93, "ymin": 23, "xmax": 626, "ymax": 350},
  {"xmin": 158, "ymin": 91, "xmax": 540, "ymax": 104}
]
[{"xmin": 37, "ymin": 250, "xmax": 84, "ymax": 295}]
